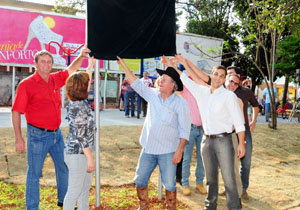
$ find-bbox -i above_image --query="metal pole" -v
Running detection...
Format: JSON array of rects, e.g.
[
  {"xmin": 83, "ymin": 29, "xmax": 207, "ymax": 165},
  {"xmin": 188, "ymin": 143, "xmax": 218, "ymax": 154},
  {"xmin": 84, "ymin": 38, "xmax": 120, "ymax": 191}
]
[
  {"xmin": 103, "ymin": 62, "xmax": 108, "ymax": 109},
  {"xmin": 12, "ymin": 66, "xmax": 16, "ymax": 105},
  {"xmin": 158, "ymin": 173, "xmax": 162, "ymax": 200},
  {"xmin": 119, "ymin": 74, "xmax": 123, "ymax": 92},
  {"xmin": 95, "ymin": 59, "xmax": 101, "ymax": 207},
  {"xmin": 157, "ymin": 60, "xmax": 167, "ymax": 200}
]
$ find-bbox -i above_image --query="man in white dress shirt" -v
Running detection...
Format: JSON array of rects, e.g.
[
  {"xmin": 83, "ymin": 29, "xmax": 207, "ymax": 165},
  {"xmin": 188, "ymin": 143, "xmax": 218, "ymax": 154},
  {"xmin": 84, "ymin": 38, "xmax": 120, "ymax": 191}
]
[
  {"xmin": 165, "ymin": 55, "xmax": 245, "ymax": 210},
  {"xmin": 117, "ymin": 56, "xmax": 191, "ymax": 210}
]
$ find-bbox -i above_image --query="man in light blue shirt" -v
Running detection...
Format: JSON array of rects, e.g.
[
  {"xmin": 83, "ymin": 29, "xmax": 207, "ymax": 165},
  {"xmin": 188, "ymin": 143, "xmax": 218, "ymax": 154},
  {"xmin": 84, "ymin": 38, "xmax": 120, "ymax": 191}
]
[
  {"xmin": 263, "ymin": 85, "xmax": 277, "ymax": 121},
  {"xmin": 117, "ymin": 57, "xmax": 191, "ymax": 210}
]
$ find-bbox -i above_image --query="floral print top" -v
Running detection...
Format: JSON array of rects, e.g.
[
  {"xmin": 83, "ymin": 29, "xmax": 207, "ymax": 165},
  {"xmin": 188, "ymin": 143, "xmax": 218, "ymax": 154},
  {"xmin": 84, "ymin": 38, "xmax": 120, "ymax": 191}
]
[{"xmin": 65, "ymin": 99, "xmax": 95, "ymax": 154}]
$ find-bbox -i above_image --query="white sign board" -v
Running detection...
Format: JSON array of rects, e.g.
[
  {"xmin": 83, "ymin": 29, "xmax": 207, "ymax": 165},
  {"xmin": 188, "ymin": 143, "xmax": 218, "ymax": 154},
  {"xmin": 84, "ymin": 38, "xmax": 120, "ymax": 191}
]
[
  {"xmin": 176, "ymin": 33, "xmax": 223, "ymax": 74},
  {"xmin": 107, "ymin": 33, "xmax": 223, "ymax": 76}
]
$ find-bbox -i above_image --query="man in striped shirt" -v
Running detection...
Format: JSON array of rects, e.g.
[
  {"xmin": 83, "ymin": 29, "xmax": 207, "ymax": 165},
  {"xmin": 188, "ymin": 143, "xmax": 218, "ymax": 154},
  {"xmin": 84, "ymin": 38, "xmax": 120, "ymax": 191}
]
[{"xmin": 117, "ymin": 57, "xmax": 191, "ymax": 210}]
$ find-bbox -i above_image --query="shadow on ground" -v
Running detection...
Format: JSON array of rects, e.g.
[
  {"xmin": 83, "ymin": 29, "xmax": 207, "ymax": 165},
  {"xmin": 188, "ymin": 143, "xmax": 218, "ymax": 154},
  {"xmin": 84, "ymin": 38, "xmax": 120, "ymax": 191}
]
[{"xmin": 1, "ymin": 125, "xmax": 300, "ymax": 210}]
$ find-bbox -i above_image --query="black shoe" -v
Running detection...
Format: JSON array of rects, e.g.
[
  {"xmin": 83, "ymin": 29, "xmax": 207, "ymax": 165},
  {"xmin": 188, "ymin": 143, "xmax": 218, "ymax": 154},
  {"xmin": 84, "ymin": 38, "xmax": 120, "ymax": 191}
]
[
  {"xmin": 176, "ymin": 178, "xmax": 182, "ymax": 186},
  {"xmin": 57, "ymin": 201, "xmax": 63, "ymax": 207}
]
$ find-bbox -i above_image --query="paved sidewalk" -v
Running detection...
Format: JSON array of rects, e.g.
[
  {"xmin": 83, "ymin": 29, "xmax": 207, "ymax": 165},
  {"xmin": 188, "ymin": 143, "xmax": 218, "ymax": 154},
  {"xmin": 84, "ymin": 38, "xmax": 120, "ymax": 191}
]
[
  {"xmin": 0, "ymin": 107, "xmax": 298, "ymax": 128},
  {"xmin": 0, "ymin": 107, "xmax": 145, "ymax": 128}
]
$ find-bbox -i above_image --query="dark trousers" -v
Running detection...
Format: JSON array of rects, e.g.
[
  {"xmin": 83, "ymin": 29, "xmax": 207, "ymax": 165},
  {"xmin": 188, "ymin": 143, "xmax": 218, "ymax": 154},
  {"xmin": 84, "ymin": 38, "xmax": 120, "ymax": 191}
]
[
  {"xmin": 176, "ymin": 155, "xmax": 183, "ymax": 185},
  {"xmin": 201, "ymin": 134, "xmax": 241, "ymax": 210}
]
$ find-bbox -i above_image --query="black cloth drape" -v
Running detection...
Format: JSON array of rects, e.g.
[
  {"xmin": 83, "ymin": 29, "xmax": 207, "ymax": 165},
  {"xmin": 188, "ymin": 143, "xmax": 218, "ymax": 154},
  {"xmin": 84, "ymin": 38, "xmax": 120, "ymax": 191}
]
[{"xmin": 87, "ymin": 0, "xmax": 176, "ymax": 60}]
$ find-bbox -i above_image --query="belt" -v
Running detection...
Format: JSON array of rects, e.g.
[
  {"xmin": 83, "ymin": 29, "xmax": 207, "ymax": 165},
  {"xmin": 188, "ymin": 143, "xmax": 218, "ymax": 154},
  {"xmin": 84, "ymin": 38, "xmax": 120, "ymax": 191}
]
[
  {"xmin": 191, "ymin": 124, "xmax": 202, "ymax": 129},
  {"xmin": 28, "ymin": 124, "xmax": 58, "ymax": 132},
  {"xmin": 204, "ymin": 132, "xmax": 231, "ymax": 139}
]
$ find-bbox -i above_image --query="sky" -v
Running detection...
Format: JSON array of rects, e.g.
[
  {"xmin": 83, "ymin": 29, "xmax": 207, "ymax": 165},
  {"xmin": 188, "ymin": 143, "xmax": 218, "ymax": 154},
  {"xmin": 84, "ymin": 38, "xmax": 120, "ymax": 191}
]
[{"xmin": 19, "ymin": 0, "xmax": 187, "ymax": 31}]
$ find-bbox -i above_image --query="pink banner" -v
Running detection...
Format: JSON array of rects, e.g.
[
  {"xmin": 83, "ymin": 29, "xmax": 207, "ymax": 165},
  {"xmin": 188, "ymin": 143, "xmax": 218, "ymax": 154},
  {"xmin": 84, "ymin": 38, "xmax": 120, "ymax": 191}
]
[{"xmin": 0, "ymin": 7, "xmax": 103, "ymax": 68}]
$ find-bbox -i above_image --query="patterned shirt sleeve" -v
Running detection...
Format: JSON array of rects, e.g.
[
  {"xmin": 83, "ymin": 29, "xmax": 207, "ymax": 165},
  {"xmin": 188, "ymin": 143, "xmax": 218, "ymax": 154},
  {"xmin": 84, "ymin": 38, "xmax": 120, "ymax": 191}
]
[
  {"xmin": 66, "ymin": 100, "xmax": 95, "ymax": 154},
  {"xmin": 74, "ymin": 109, "xmax": 90, "ymax": 149}
]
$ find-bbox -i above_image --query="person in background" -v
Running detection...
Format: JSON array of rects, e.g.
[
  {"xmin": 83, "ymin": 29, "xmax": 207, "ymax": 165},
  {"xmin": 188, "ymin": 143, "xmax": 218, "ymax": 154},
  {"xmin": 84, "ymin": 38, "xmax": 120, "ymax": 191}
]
[
  {"xmin": 88, "ymin": 73, "xmax": 103, "ymax": 111},
  {"xmin": 11, "ymin": 46, "xmax": 90, "ymax": 209},
  {"xmin": 63, "ymin": 57, "xmax": 96, "ymax": 210},
  {"xmin": 263, "ymin": 84, "xmax": 277, "ymax": 122},
  {"xmin": 242, "ymin": 81, "xmax": 253, "ymax": 123},
  {"xmin": 140, "ymin": 71, "xmax": 153, "ymax": 117},
  {"xmin": 121, "ymin": 78, "xmax": 136, "ymax": 118}
]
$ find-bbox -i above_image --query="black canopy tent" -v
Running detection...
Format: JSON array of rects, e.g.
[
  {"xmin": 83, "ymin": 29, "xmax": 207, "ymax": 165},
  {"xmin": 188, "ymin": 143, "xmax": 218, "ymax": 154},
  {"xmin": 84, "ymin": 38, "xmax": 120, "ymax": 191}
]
[{"xmin": 87, "ymin": 0, "xmax": 176, "ymax": 60}]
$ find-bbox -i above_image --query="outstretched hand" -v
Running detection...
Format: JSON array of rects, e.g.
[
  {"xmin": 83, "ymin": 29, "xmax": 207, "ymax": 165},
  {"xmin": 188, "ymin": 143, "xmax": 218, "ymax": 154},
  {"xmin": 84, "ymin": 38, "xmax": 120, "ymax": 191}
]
[
  {"xmin": 161, "ymin": 55, "xmax": 177, "ymax": 69},
  {"xmin": 117, "ymin": 56, "xmax": 127, "ymax": 70},
  {"xmin": 80, "ymin": 45, "xmax": 91, "ymax": 57},
  {"xmin": 175, "ymin": 54, "xmax": 188, "ymax": 66},
  {"xmin": 88, "ymin": 56, "xmax": 96, "ymax": 69}
]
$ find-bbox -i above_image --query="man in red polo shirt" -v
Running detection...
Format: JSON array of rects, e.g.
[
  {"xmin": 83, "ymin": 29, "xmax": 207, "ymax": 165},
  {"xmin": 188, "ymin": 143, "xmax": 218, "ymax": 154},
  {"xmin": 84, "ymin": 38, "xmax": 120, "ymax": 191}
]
[{"xmin": 11, "ymin": 45, "xmax": 91, "ymax": 210}]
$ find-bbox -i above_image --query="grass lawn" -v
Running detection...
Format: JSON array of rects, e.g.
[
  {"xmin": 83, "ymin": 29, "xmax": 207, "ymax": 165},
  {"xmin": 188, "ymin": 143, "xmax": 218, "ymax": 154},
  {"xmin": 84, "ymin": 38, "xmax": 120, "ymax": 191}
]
[{"xmin": 0, "ymin": 124, "xmax": 299, "ymax": 209}]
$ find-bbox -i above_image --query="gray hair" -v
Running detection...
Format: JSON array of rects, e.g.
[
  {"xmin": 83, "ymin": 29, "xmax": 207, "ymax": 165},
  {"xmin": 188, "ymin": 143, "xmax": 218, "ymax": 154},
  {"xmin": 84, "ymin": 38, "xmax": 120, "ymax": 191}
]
[{"xmin": 171, "ymin": 78, "xmax": 178, "ymax": 92}]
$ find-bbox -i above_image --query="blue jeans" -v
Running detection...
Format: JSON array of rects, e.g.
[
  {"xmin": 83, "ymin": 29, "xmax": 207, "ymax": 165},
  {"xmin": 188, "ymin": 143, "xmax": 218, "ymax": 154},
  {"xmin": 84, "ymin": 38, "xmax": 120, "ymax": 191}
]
[
  {"xmin": 134, "ymin": 150, "xmax": 177, "ymax": 192},
  {"xmin": 201, "ymin": 134, "xmax": 241, "ymax": 210},
  {"xmin": 182, "ymin": 126, "xmax": 205, "ymax": 186},
  {"xmin": 265, "ymin": 103, "xmax": 270, "ymax": 121},
  {"xmin": 240, "ymin": 129, "xmax": 253, "ymax": 190},
  {"xmin": 124, "ymin": 91, "xmax": 136, "ymax": 116},
  {"xmin": 26, "ymin": 124, "xmax": 68, "ymax": 210},
  {"xmin": 137, "ymin": 94, "xmax": 142, "ymax": 118}
]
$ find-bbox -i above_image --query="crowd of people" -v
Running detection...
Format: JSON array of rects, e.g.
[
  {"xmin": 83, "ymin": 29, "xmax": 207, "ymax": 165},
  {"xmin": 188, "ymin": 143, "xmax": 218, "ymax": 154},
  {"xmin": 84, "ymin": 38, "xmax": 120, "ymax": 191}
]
[
  {"xmin": 119, "ymin": 71, "xmax": 154, "ymax": 119},
  {"xmin": 11, "ymin": 46, "xmax": 269, "ymax": 210}
]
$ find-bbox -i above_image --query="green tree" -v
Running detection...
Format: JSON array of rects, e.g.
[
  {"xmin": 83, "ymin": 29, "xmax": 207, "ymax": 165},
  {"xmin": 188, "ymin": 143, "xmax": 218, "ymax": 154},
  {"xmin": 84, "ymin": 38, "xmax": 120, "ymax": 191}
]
[
  {"xmin": 233, "ymin": 0, "xmax": 300, "ymax": 129},
  {"xmin": 275, "ymin": 35, "xmax": 300, "ymax": 105},
  {"xmin": 53, "ymin": 0, "xmax": 86, "ymax": 15},
  {"xmin": 179, "ymin": 0, "xmax": 240, "ymax": 67}
]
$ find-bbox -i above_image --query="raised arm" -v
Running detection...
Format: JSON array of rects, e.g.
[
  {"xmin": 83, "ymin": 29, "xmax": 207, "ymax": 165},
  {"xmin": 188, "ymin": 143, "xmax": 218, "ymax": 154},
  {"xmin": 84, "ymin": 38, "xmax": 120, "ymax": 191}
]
[
  {"xmin": 161, "ymin": 56, "xmax": 182, "ymax": 75},
  {"xmin": 86, "ymin": 56, "xmax": 96, "ymax": 80},
  {"xmin": 67, "ymin": 45, "xmax": 91, "ymax": 75},
  {"xmin": 175, "ymin": 55, "xmax": 209, "ymax": 87},
  {"xmin": 117, "ymin": 56, "xmax": 137, "ymax": 84},
  {"xmin": 185, "ymin": 59, "xmax": 210, "ymax": 83}
]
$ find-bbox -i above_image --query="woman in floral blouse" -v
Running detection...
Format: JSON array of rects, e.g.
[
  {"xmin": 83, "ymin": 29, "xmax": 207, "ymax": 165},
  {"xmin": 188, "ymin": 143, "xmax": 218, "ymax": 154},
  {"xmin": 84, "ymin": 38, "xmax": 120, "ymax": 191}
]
[{"xmin": 63, "ymin": 56, "xmax": 96, "ymax": 210}]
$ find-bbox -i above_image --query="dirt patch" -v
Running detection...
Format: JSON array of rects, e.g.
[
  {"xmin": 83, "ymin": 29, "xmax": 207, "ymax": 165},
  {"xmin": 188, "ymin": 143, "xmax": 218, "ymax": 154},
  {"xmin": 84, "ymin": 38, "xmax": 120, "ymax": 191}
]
[{"xmin": 0, "ymin": 124, "xmax": 300, "ymax": 209}]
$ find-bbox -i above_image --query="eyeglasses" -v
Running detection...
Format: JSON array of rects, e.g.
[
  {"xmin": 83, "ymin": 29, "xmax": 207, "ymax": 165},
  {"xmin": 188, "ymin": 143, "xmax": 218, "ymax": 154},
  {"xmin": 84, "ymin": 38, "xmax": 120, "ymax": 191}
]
[{"xmin": 229, "ymin": 80, "xmax": 239, "ymax": 86}]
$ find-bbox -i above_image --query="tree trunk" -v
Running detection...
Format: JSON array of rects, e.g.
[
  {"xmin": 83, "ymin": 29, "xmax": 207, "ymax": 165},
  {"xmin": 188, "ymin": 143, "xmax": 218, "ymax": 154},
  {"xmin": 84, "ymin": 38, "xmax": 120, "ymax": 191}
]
[
  {"xmin": 268, "ymin": 83, "xmax": 278, "ymax": 129},
  {"xmin": 282, "ymin": 76, "xmax": 289, "ymax": 106},
  {"xmin": 270, "ymin": 101, "xmax": 277, "ymax": 129}
]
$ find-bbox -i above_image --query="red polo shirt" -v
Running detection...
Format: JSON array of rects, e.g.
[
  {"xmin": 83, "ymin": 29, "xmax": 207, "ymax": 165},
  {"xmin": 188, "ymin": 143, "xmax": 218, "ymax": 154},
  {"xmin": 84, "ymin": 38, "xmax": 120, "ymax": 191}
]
[{"xmin": 12, "ymin": 70, "xmax": 69, "ymax": 130}]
